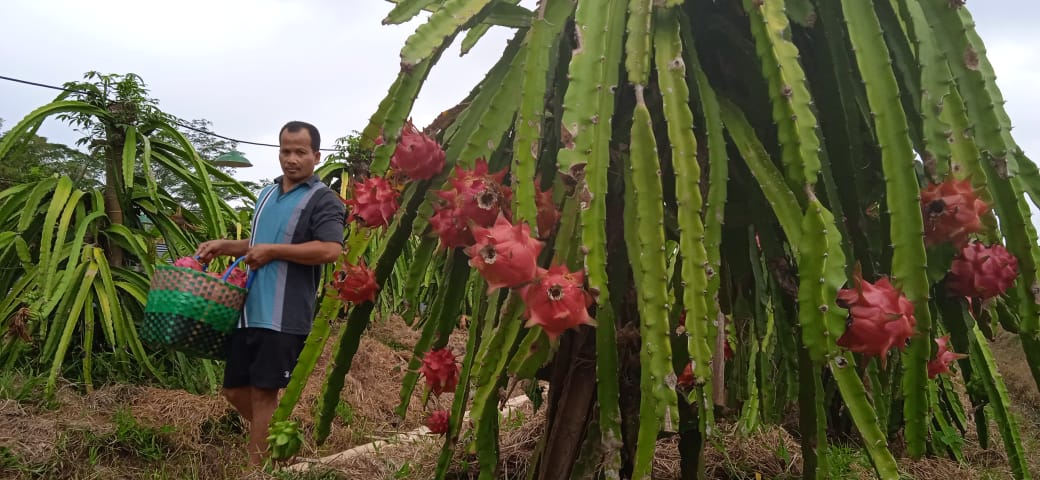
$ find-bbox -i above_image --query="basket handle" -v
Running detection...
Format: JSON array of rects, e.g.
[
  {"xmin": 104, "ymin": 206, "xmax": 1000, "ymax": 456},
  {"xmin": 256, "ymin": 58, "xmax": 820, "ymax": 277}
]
[{"xmin": 221, "ymin": 256, "xmax": 256, "ymax": 290}]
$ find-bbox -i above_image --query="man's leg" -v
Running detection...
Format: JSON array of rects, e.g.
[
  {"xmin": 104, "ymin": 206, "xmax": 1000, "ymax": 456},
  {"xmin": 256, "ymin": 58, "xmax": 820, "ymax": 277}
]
[
  {"xmin": 223, "ymin": 387, "xmax": 253, "ymax": 422},
  {"xmin": 246, "ymin": 387, "xmax": 280, "ymax": 465}
]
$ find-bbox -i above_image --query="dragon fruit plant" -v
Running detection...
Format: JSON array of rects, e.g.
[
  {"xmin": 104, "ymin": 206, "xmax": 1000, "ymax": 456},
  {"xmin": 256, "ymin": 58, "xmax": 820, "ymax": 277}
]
[{"xmin": 270, "ymin": 1, "xmax": 1040, "ymax": 479}]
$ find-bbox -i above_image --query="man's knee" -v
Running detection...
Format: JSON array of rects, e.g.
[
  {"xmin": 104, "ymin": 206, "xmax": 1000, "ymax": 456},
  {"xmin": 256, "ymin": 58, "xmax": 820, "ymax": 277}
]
[{"xmin": 223, "ymin": 386, "xmax": 251, "ymax": 405}]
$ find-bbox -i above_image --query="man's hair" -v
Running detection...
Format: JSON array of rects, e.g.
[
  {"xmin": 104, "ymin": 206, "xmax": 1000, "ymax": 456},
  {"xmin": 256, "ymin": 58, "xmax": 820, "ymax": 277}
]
[{"xmin": 279, "ymin": 121, "xmax": 321, "ymax": 152}]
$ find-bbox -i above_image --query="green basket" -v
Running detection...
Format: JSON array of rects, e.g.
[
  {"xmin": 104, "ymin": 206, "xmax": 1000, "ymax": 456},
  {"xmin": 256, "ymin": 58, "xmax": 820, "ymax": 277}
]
[{"xmin": 142, "ymin": 260, "xmax": 249, "ymax": 360}]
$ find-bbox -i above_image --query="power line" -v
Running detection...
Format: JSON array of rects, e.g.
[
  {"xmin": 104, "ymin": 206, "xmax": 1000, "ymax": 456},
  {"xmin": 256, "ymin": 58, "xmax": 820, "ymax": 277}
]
[{"xmin": 0, "ymin": 74, "xmax": 342, "ymax": 151}]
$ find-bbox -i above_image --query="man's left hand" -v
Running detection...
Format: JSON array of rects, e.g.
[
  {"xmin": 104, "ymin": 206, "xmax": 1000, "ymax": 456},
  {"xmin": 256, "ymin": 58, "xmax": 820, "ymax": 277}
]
[{"xmin": 244, "ymin": 244, "xmax": 280, "ymax": 269}]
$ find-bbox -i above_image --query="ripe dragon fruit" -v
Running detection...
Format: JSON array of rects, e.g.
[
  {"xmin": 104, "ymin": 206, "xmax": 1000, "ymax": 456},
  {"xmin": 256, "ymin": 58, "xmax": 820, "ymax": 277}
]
[
  {"xmin": 331, "ymin": 260, "xmax": 379, "ymax": 304},
  {"xmin": 429, "ymin": 197, "xmax": 476, "ymax": 248},
  {"xmin": 947, "ymin": 241, "xmax": 1019, "ymax": 299},
  {"xmin": 835, "ymin": 273, "xmax": 916, "ymax": 364},
  {"xmin": 927, "ymin": 335, "xmax": 967, "ymax": 379},
  {"xmin": 223, "ymin": 266, "xmax": 248, "ymax": 288},
  {"xmin": 429, "ymin": 159, "xmax": 514, "ymax": 248},
  {"xmin": 344, "ymin": 177, "xmax": 400, "ymax": 228},
  {"xmin": 677, "ymin": 363, "xmax": 696, "ymax": 389},
  {"xmin": 420, "ymin": 347, "xmax": 460, "ymax": 396},
  {"xmin": 426, "ymin": 409, "xmax": 450, "ymax": 435},
  {"xmin": 920, "ymin": 178, "xmax": 989, "ymax": 246},
  {"xmin": 173, "ymin": 256, "xmax": 204, "ymax": 271},
  {"xmin": 535, "ymin": 185, "xmax": 560, "ymax": 239},
  {"xmin": 389, "ymin": 120, "xmax": 445, "ymax": 180},
  {"xmin": 519, "ymin": 265, "xmax": 595, "ymax": 340},
  {"xmin": 464, "ymin": 215, "xmax": 544, "ymax": 293}
]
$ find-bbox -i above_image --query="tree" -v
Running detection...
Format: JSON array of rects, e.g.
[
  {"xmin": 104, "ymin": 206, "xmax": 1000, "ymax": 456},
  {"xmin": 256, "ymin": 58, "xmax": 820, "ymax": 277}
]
[
  {"xmin": 0, "ymin": 72, "xmax": 254, "ymax": 395},
  {"xmin": 280, "ymin": 1, "xmax": 1040, "ymax": 479}
]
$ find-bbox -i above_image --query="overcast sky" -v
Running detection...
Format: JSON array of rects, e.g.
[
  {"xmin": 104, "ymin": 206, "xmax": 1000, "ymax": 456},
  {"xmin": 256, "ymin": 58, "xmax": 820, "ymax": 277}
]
[{"xmin": 1, "ymin": 1, "xmax": 1037, "ymax": 186}]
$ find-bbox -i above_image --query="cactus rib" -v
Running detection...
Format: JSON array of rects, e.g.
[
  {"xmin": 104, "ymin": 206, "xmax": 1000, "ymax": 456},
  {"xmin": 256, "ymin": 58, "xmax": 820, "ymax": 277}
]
[
  {"xmin": 839, "ymin": 0, "xmax": 932, "ymax": 457},
  {"xmin": 628, "ymin": 88, "xmax": 679, "ymax": 479},
  {"xmin": 743, "ymin": 0, "xmax": 822, "ymax": 189},
  {"xmin": 557, "ymin": 0, "xmax": 627, "ymax": 475},
  {"xmin": 656, "ymin": 7, "xmax": 714, "ymax": 443},
  {"xmin": 511, "ymin": 0, "xmax": 576, "ymax": 230}
]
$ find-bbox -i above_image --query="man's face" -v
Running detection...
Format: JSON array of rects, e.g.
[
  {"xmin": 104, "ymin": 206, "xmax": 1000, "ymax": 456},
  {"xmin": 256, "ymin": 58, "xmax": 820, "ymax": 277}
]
[{"xmin": 279, "ymin": 129, "xmax": 320, "ymax": 185}]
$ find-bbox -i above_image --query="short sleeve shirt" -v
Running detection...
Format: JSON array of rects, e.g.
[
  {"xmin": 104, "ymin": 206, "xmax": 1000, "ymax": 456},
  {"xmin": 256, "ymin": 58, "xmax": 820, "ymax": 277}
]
[{"xmin": 240, "ymin": 175, "xmax": 345, "ymax": 335}]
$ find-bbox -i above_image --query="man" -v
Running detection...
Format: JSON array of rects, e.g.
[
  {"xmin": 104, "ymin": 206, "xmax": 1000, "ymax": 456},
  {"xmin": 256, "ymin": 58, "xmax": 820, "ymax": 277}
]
[{"xmin": 196, "ymin": 121, "xmax": 345, "ymax": 465}]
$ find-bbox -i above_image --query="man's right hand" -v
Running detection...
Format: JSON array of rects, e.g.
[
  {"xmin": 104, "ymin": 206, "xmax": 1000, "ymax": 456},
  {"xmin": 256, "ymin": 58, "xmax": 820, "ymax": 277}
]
[{"xmin": 195, "ymin": 239, "xmax": 249, "ymax": 263}]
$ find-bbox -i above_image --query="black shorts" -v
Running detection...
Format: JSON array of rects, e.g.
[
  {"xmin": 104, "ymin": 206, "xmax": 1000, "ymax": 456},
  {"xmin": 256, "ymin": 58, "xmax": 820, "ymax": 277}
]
[{"xmin": 223, "ymin": 328, "xmax": 307, "ymax": 390}]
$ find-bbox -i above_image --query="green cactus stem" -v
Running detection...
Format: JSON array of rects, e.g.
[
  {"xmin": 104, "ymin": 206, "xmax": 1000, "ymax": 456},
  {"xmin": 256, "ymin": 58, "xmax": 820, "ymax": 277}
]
[
  {"xmin": 627, "ymin": 86, "xmax": 679, "ymax": 479},
  {"xmin": 314, "ymin": 181, "xmax": 429, "ymax": 445},
  {"xmin": 270, "ymin": 293, "xmax": 339, "ymax": 427},
  {"xmin": 918, "ymin": 0, "xmax": 1019, "ymax": 174},
  {"xmin": 897, "ymin": 0, "xmax": 952, "ymax": 182},
  {"xmin": 625, "ymin": 0, "xmax": 653, "ymax": 86},
  {"xmin": 394, "ymin": 251, "xmax": 470, "ymax": 420},
  {"xmin": 511, "ymin": 0, "xmax": 575, "ymax": 231},
  {"xmin": 556, "ymin": 0, "xmax": 627, "ymax": 474},
  {"xmin": 678, "ymin": 11, "xmax": 729, "ymax": 358},
  {"xmin": 434, "ymin": 288, "xmax": 485, "ymax": 479},
  {"xmin": 743, "ymin": 0, "xmax": 821, "ymax": 189},
  {"xmin": 839, "ymin": 0, "xmax": 932, "ymax": 456},
  {"xmin": 719, "ymin": 99, "xmax": 802, "ymax": 249},
  {"xmin": 400, "ymin": 0, "xmax": 495, "ymax": 67},
  {"xmin": 657, "ymin": 7, "xmax": 713, "ymax": 445}
]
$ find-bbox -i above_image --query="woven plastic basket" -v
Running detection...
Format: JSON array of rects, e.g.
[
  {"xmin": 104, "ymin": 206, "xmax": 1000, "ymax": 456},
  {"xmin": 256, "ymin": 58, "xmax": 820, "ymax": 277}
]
[{"xmin": 142, "ymin": 257, "xmax": 251, "ymax": 360}]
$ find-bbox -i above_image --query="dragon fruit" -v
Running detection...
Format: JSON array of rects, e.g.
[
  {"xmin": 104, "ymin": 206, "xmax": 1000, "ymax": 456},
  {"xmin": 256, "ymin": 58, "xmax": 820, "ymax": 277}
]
[
  {"xmin": 389, "ymin": 120, "xmax": 445, "ymax": 180},
  {"xmin": 331, "ymin": 260, "xmax": 379, "ymax": 304},
  {"xmin": 426, "ymin": 409, "xmax": 450, "ymax": 435},
  {"xmin": 519, "ymin": 265, "xmax": 595, "ymax": 340},
  {"xmin": 835, "ymin": 273, "xmax": 916, "ymax": 363},
  {"xmin": 464, "ymin": 215, "xmax": 544, "ymax": 293},
  {"xmin": 920, "ymin": 178, "xmax": 989, "ymax": 246},
  {"xmin": 535, "ymin": 185, "xmax": 560, "ymax": 239},
  {"xmin": 429, "ymin": 198, "xmax": 476, "ymax": 249},
  {"xmin": 420, "ymin": 347, "xmax": 459, "ymax": 396},
  {"xmin": 927, "ymin": 335, "xmax": 967, "ymax": 379},
  {"xmin": 947, "ymin": 241, "xmax": 1019, "ymax": 299},
  {"xmin": 223, "ymin": 266, "xmax": 248, "ymax": 288},
  {"xmin": 428, "ymin": 159, "xmax": 513, "ymax": 248},
  {"xmin": 345, "ymin": 177, "xmax": 400, "ymax": 228},
  {"xmin": 677, "ymin": 363, "xmax": 696, "ymax": 389},
  {"xmin": 173, "ymin": 256, "xmax": 204, "ymax": 271}
]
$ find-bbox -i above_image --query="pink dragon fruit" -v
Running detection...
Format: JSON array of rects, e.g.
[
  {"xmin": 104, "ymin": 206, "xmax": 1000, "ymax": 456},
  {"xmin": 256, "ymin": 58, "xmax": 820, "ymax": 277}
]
[
  {"xmin": 535, "ymin": 184, "xmax": 560, "ymax": 239},
  {"xmin": 836, "ymin": 272, "xmax": 916, "ymax": 364},
  {"xmin": 331, "ymin": 260, "xmax": 379, "ymax": 304},
  {"xmin": 519, "ymin": 265, "xmax": 595, "ymax": 340},
  {"xmin": 419, "ymin": 347, "xmax": 459, "ymax": 396},
  {"xmin": 429, "ymin": 194, "xmax": 476, "ymax": 249},
  {"xmin": 927, "ymin": 335, "xmax": 967, "ymax": 379},
  {"xmin": 345, "ymin": 177, "xmax": 400, "ymax": 228},
  {"xmin": 389, "ymin": 120, "xmax": 445, "ymax": 180},
  {"xmin": 223, "ymin": 266, "xmax": 248, "ymax": 288},
  {"xmin": 174, "ymin": 256, "xmax": 204, "ymax": 271},
  {"xmin": 920, "ymin": 178, "xmax": 990, "ymax": 246},
  {"xmin": 442, "ymin": 158, "xmax": 512, "ymax": 228},
  {"xmin": 426, "ymin": 409, "xmax": 450, "ymax": 435},
  {"xmin": 947, "ymin": 241, "xmax": 1019, "ymax": 299},
  {"xmin": 464, "ymin": 215, "xmax": 544, "ymax": 293}
]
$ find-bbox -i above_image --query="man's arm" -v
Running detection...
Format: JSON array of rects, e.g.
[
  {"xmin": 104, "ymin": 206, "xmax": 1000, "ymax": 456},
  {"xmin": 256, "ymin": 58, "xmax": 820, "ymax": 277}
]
[
  {"xmin": 196, "ymin": 239, "xmax": 250, "ymax": 263},
  {"xmin": 244, "ymin": 241, "xmax": 341, "ymax": 269}
]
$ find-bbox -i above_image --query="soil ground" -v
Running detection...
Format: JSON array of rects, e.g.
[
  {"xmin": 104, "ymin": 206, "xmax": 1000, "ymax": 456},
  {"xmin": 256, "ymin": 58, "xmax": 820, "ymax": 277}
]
[{"xmin": 1, "ymin": 315, "xmax": 1039, "ymax": 479}]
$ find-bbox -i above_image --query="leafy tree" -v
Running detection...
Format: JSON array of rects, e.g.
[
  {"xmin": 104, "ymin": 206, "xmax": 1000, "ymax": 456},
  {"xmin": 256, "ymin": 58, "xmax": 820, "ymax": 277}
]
[{"xmin": 0, "ymin": 72, "xmax": 253, "ymax": 395}]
